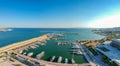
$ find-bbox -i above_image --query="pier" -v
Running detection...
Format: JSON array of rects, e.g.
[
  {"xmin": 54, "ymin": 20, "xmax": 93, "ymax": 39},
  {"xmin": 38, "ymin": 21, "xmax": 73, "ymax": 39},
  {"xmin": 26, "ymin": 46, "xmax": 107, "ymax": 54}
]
[
  {"xmin": 70, "ymin": 44, "xmax": 83, "ymax": 55},
  {"xmin": 52, "ymin": 38, "xmax": 66, "ymax": 40},
  {"xmin": 0, "ymin": 34, "xmax": 50, "ymax": 53},
  {"xmin": 57, "ymin": 42, "xmax": 77, "ymax": 45}
]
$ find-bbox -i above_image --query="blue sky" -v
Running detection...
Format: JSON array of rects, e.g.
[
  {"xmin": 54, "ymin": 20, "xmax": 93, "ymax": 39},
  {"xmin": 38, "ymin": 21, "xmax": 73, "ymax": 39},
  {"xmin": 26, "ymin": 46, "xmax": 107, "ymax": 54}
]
[{"xmin": 0, "ymin": 0, "xmax": 120, "ymax": 28}]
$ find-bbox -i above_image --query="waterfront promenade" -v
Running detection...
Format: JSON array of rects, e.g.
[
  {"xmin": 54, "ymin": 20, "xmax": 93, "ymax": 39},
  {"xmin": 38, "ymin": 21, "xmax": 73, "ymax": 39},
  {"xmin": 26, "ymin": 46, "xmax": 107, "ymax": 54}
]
[{"xmin": 0, "ymin": 34, "xmax": 49, "ymax": 53}]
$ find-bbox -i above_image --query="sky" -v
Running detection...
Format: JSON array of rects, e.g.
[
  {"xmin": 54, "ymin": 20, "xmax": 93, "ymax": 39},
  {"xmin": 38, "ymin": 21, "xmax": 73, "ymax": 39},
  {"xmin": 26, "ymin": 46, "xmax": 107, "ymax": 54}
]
[{"xmin": 0, "ymin": 0, "xmax": 120, "ymax": 28}]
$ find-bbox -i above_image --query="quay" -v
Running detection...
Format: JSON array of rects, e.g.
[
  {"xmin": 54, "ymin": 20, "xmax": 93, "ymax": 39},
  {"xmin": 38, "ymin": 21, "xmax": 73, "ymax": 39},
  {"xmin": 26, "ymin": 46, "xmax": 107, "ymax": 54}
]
[{"xmin": 0, "ymin": 34, "xmax": 50, "ymax": 53}]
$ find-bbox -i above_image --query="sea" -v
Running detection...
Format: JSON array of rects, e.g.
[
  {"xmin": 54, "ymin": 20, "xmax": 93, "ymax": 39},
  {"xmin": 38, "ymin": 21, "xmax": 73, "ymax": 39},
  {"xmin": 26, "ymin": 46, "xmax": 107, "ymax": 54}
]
[{"xmin": 0, "ymin": 28, "xmax": 104, "ymax": 64}]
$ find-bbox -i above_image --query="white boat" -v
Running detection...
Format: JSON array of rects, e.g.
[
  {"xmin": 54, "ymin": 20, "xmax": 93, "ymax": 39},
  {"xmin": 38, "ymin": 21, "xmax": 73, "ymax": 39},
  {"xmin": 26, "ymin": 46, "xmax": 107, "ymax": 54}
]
[
  {"xmin": 71, "ymin": 58, "xmax": 75, "ymax": 64},
  {"xmin": 50, "ymin": 56, "xmax": 55, "ymax": 62},
  {"xmin": 23, "ymin": 52, "xmax": 27, "ymax": 55},
  {"xmin": 19, "ymin": 50, "xmax": 23, "ymax": 54},
  {"xmin": 58, "ymin": 56, "xmax": 62, "ymax": 63},
  {"xmin": 71, "ymin": 44, "xmax": 80, "ymax": 49},
  {"xmin": 65, "ymin": 58, "xmax": 68, "ymax": 63},
  {"xmin": 27, "ymin": 52, "xmax": 33, "ymax": 57},
  {"xmin": 36, "ymin": 51, "xmax": 45, "ymax": 59}
]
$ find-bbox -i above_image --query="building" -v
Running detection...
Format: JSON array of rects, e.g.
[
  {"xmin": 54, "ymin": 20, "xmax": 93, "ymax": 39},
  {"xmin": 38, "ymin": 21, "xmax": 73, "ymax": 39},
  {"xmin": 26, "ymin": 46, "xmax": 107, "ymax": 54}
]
[
  {"xmin": 111, "ymin": 39, "xmax": 120, "ymax": 50},
  {"xmin": 95, "ymin": 41, "xmax": 120, "ymax": 66}
]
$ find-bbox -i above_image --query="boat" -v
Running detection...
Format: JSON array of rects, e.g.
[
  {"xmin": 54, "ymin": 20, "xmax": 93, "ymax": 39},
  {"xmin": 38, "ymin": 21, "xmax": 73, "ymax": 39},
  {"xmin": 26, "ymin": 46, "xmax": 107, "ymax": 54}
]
[
  {"xmin": 71, "ymin": 44, "xmax": 80, "ymax": 49},
  {"xmin": 19, "ymin": 50, "xmax": 23, "ymax": 54},
  {"xmin": 71, "ymin": 58, "xmax": 75, "ymax": 64},
  {"xmin": 36, "ymin": 51, "xmax": 45, "ymax": 59},
  {"xmin": 50, "ymin": 56, "xmax": 55, "ymax": 62},
  {"xmin": 57, "ymin": 56, "xmax": 62, "ymax": 63},
  {"xmin": 27, "ymin": 52, "xmax": 33, "ymax": 57},
  {"xmin": 65, "ymin": 58, "xmax": 68, "ymax": 63},
  {"xmin": 23, "ymin": 52, "xmax": 27, "ymax": 55}
]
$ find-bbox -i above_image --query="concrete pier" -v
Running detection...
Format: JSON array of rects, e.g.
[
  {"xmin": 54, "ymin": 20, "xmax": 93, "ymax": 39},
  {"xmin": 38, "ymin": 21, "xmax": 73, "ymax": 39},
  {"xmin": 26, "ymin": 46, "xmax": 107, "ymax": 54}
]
[{"xmin": 0, "ymin": 35, "xmax": 50, "ymax": 53}]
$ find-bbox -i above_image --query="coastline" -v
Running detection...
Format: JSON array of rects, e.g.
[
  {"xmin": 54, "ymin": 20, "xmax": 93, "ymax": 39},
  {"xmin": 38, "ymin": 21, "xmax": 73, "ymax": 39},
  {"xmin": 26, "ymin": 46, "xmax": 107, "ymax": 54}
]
[{"xmin": 0, "ymin": 34, "xmax": 49, "ymax": 53}]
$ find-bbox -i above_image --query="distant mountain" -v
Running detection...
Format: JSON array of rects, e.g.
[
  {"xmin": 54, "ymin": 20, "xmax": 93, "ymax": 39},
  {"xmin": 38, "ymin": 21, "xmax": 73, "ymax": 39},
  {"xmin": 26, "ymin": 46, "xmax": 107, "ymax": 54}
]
[
  {"xmin": 0, "ymin": 27, "xmax": 12, "ymax": 32},
  {"xmin": 99, "ymin": 27, "xmax": 120, "ymax": 32}
]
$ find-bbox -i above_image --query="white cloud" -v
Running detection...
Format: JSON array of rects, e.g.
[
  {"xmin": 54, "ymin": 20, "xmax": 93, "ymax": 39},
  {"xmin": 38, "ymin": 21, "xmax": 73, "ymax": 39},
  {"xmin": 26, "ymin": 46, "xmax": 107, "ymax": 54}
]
[{"xmin": 88, "ymin": 13, "xmax": 120, "ymax": 28}]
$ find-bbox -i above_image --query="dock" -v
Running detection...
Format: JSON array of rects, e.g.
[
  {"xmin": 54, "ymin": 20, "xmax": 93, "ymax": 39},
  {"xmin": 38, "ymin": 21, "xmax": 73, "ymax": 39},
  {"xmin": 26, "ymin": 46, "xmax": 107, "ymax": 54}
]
[
  {"xmin": 0, "ymin": 34, "xmax": 50, "ymax": 53},
  {"xmin": 57, "ymin": 42, "xmax": 77, "ymax": 45}
]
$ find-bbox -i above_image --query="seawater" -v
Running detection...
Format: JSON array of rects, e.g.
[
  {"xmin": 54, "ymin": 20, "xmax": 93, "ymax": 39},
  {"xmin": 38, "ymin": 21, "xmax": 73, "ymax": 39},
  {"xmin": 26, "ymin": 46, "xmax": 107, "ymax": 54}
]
[{"xmin": 0, "ymin": 28, "xmax": 104, "ymax": 64}]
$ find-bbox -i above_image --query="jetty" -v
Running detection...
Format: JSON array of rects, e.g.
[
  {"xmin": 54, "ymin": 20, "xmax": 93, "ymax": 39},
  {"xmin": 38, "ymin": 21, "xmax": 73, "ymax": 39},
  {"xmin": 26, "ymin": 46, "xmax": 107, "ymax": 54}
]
[
  {"xmin": 57, "ymin": 42, "xmax": 76, "ymax": 45},
  {"xmin": 36, "ymin": 51, "xmax": 45, "ymax": 59},
  {"xmin": 0, "ymin": 34, "xmax": 50, "ymax": 53},
  {"xmin": 50, "ymin": 56, "xmax": 55, "ymax": 62},
  {"xmin": 52, "ymin": 38, "xmax": 66, "ymax": 40},
  {"xmin": 57, "ymin": 56, "xmax": 62, "ymax": 63},
  {"xmin": 70, "ymin": 44, "xmax": 83, "ymax": 55}
]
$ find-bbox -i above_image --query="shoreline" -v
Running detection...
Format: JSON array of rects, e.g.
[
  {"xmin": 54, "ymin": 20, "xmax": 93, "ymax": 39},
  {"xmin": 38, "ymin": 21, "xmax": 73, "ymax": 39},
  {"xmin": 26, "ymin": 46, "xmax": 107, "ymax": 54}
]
[{"xmin": 0, "ymin": 34, "xmax": 50, "ymax": 53}]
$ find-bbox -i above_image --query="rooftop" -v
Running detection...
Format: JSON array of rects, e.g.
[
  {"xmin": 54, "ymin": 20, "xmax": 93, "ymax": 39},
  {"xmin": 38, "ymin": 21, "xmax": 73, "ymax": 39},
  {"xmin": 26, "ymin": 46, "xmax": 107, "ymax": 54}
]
[{"xmin": 96, "ymin": 42, "xmax": 120, "ymax": 66}]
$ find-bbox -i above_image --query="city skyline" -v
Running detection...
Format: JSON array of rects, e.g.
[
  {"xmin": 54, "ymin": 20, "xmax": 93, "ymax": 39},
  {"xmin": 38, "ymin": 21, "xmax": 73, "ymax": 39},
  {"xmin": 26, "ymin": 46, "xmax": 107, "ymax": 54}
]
[{"xmin": 0, "ymin": 0, "xmax": 120, "ymax": 28}]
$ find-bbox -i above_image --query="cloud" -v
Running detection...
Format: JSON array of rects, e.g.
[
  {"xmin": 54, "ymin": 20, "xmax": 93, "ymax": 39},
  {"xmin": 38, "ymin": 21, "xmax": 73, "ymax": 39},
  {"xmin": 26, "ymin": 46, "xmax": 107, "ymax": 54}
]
[{"xmin": 88, "ymin": 13, "xmax": 120, "ymax": 28}]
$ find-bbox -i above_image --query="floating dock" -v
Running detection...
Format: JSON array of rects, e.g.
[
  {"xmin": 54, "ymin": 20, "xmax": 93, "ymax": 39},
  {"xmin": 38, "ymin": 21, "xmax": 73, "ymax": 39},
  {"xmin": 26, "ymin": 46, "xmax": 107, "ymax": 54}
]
[{"xmin": 57, "ymin": 42, "xmax": 76, "ymax": 45}]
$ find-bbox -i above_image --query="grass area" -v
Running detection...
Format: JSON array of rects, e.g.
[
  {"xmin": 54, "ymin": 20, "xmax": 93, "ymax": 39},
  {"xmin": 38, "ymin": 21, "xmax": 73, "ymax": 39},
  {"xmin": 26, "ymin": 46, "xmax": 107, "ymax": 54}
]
[
  {"xmin": 9, "ymin": 58, "xmax": 15, "ymax": 62},
  {"xmin": 102, "ymin": 55, "xmax": 118, "ymax": 66},
  {"xmin": 11, "ymin": 52, "xmax": 17, "ymax": 57},
  {"xmin": 98, "ymin": 51, "xmax": 118, "ymax": 66},
  {"xmin": 88, "ymin": 46, "xmax": 98, "ymax": 56},
  {"xmin": 0, "ymin": 55, "xmax": 5, "ymax": 58}
]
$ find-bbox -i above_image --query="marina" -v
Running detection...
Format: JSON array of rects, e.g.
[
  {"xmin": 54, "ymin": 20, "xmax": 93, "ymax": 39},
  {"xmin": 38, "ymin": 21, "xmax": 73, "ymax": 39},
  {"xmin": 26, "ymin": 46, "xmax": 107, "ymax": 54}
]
[{"xmin": 0, "ymin": 28, "xmax": 104, "ymax": 65}]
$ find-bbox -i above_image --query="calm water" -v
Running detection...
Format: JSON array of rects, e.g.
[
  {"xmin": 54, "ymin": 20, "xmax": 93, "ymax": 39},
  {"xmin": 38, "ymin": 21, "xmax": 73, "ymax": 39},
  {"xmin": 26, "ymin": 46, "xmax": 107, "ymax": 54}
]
[{"xmin": 0, "ymin": 28, "xmax": 104, "ymax": 64}]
